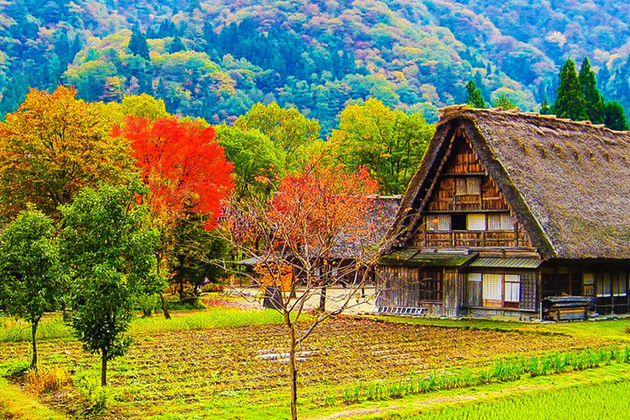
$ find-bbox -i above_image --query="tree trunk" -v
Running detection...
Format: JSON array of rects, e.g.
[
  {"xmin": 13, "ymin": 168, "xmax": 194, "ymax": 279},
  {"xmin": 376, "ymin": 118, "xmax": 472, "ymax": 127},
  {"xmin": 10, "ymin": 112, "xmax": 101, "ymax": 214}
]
[
  {"xmin": 289, "ymin": 324, "xmax": 298, "ymax": 420},
  {"xmin": 319, "ymin": 286, "xmax": 326, "ymax": 311},
  {"xmin": 101, "ymin": 350, "xmax": 108, "ymax": 386},
  {"xmin": 31, "ymin": 321, "xmax": 38, "ymax": 370},
  {"xmin": 160, "ymin": 293, "xmax": 171, "ymax": 320}
]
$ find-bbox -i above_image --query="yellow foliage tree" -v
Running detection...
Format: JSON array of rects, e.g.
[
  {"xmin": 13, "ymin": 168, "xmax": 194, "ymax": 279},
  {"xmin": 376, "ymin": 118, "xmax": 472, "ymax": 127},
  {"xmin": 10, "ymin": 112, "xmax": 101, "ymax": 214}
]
[{"xmin": 0, "ymin": 86, "xmax": 134, "ymax": 219}]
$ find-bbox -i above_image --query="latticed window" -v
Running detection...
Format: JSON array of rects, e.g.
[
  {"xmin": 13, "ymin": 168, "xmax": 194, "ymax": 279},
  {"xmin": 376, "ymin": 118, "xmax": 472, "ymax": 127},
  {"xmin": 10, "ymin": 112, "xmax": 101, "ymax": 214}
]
[{"xmin": 417, "ymin": 269, "xmax": 442, "ymax": 301}]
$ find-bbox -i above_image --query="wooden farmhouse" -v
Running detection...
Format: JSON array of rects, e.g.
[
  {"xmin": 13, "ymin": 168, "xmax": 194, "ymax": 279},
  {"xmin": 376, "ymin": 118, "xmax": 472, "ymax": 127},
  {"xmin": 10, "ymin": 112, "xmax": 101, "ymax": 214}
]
[{"xmin": 376, "ymin": 106, "xmax": 630, "ymax": 320}]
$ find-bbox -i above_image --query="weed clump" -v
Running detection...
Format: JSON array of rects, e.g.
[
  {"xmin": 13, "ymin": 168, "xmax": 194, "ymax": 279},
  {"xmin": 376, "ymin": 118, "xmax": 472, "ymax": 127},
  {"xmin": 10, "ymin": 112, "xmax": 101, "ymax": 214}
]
[{"xmin": 26, "ymin": 366, "xmax": 72, "ymax": 393}]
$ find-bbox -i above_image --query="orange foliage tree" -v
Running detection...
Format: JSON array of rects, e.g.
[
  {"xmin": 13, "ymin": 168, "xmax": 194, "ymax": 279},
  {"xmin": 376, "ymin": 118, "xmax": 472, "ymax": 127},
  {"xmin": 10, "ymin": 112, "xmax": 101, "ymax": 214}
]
[
  {"xmin": 0, "ymin": 86, "xmax": 133, "ymax": 220},
  {"xmin": 224, "ymin": 164, "xmax": 380, "ymax": 420},
  {"xmin": 116, "ymin": 117, "xmax": 234, "ymax": 310}
]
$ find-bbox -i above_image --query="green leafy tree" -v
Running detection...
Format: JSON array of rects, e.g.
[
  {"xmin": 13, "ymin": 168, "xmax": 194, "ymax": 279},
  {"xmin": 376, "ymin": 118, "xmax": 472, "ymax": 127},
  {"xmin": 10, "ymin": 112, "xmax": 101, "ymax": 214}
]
[
  {"xmin": 330, "ymin": 98, "xmax": 434, "ymax": 195},
  {"xmin": 234, "ymin": 103, "xmax": 320, "ymax": 169},
  {"xmin": 578, "ymin": 57, "xmax": 604, "ymax": 124},
  {"xmin": 466, "ymin": 80, "xmax": 486, "ymax": 108},
  {"xmin": 0, "ymin": 207, "xmax": 60, "ymax": 369},
  {"xmin": 60, "ymin": 182, "xmax": 162, "ymax": 386},
  {"xmin": 554, "ymin": 59, "xmax": 588, "ymax": 121},
  {"xmin": 604, "ymin": 101, "xmax": 629, "ymax": 131},
  {"xmin": 492, "ymin": 94, "xmax": 516, "ymax": 110},
  {"xmin": 215, "ymin": 125, "xmax": 286, "ymax": 197}
]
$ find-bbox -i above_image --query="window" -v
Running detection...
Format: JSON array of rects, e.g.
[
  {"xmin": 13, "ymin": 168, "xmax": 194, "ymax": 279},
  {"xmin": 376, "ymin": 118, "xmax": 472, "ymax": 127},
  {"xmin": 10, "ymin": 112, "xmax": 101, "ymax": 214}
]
[
  {"xmin": 487, "ymin": 213, "xmax": 513, "ymax": 230},
  {"xmin": 482, "ymin": 274, "xmax": 502, "ymax": 301},
  {"xmin": 455, "ymin": 177, "xmax": 481, "ymax": 195},
  {"xmin": 427, "ymin": 215, "xmax": 451, "ymax": 231},
  {"xmin": 612, "ymin": 273, "xmax": 627, "ymax": 297},
  {"xmin": 468, "ymin": 273, "xmax": 482, "ymax": 282},
  {"xmin": 467, "ymin": 214, "xmax": 486, "ymax": 231},
  {"xmin": 598, "ymin": 274, "xmax": 612, "ymax": 297},
  {"xmin": 482, "ymin": 273, "xmax": 521, "ymax": 308},
  {"xmin": 452, "ymin": 214, "xmax": 467, "ymax": 230},
  {"xmin": 504, "ymin": 275, "xmax": 521, "ymax": 302},
  {"xmin": 417, "ymin": 269, "xmax": 442, "ymax": 301}
]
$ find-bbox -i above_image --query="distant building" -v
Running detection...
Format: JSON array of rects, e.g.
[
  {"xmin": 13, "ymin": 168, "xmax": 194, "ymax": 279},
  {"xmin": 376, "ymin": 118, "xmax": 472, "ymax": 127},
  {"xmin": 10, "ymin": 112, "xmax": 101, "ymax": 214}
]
[{"xmin": 377, "ymin": 106, "xmax": 630, "ymax": 320}]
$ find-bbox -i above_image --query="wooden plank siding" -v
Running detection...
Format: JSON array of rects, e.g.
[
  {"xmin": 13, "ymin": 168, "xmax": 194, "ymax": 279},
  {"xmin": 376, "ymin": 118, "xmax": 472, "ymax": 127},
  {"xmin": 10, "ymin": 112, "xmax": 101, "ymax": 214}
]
[{"xmin": 413, "ymin": 133, "xmax": 533, "ymax": 249}]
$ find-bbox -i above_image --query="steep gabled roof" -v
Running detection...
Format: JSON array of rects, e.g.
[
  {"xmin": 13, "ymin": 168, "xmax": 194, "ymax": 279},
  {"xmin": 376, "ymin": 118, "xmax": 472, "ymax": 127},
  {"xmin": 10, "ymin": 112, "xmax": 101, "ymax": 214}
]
[{"xmin": 383, "ymin": 106, "xmax": 630, "ymax": 260}]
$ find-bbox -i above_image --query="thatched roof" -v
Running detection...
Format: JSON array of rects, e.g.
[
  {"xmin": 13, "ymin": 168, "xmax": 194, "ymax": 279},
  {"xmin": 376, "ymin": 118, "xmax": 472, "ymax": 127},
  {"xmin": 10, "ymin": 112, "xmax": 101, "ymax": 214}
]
[
  {"xmin": 384, "ymin": 106, "xmax": 630, "ymax": 260},
  {"xmin": 332, "ymin": 195, "xmax": 401, "ymax": 259}
]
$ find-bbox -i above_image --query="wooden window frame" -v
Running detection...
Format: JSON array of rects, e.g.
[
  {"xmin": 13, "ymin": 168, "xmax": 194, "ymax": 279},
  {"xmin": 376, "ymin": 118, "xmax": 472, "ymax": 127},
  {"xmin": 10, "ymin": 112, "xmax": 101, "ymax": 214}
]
[
  {"xmin": 417, "ymin": 269, "xmax": 442, "ymax": 302},
  {"xmin": 481, "ymin": 273, "xmax": 521, "ymax": 309}
]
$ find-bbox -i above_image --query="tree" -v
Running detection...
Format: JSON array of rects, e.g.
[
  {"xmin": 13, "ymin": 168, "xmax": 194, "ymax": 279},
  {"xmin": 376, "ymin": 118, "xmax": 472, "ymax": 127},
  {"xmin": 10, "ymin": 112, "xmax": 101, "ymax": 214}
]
[
  {"xmin": 540, "ymin": 95, "xmax": 552, "ymax": 115},
  {"xmin": 215, "ymin": 125, "xmax": 286, "ymax": 197},
  {"xmin": 167, "ymin": 34, "xmax": 186, "ymax": 53},
  {"xmin": 59, "ymin": 182, "xmax": 162, "ymax": 386},
  {"xmin": 466, "ymin": 80, "xmax": 486, "ymax": 108},
  {"xmin": 0, "ymin": 86, "xmax": 134, "ymax": 220},
  {"xmin": 0, "ymin": 208, "xmax": 60, "ymax": 369},
  {"xmin": 234, "ymin": 103, "xmax": 320, "ymax": 169},
  {"xmin": 604, "ymin": 101, "xmax": 629, "ymax": 131},
  {"xmin": 578, "ymin": 57, "xmax": 605, "ymax": 124},
  {"xmin": 128, "ymin": 28, "xmax": 151, "ymax": 61},
  {"xmin": 492, "ymin": 94, "xmax": 516, "ymax": 110},
  {"xmin": 224, "ymin": 164, "xmax": 380, "ymax": 420},
  {"xmin": 554, "ymin": 59, "xmax": 588, "ymax": 121},
  {"xmin": 116, "ymin": 117, "xmax": 234, "ymax": 310},
  {"xmin": 329, "ymin": 98, "xmax": 434, "ymax": 195}
]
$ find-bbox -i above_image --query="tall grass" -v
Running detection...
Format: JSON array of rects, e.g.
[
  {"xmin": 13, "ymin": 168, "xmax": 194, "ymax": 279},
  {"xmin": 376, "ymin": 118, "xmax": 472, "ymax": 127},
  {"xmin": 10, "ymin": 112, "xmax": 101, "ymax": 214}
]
[
  {"xmin": 337, "ymin": 346, "xmax": 630, "ymax": 405},
  {"xmin": 0, "ymin": 317, "xmax": 72, "ymax": 343}
]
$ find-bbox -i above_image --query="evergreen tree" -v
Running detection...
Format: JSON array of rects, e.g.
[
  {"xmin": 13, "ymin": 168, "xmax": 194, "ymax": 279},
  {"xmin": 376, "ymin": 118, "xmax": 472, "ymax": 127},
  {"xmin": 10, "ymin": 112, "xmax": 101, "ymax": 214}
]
[
  {"xmin": 466, "ymin": 80, "xmax": 486, "ymax": 108},
  {"xmin": 554, "ymin": 59, "xmax": 587, "ymax": 121},
  {"xmin": 603, "ymin": 101, "xmax": 629, "ymax": 131},
  {"xmin": 0, "ymin": 74, "xmax": 28, "ymax": 118},
  {"xmin": 128, "ymin": 28, "xmax": 151, "ymax": 61},
  {"xmin": 540, "ymin": 95, "xmax": 552, "ymax": 115},
  {"xmin": 167, "ymin": 34, "xmax": 186, "ymax": 53},
  {"xmin": 578, "ymin": 57, "xmax": 604, "ymax": 124}
]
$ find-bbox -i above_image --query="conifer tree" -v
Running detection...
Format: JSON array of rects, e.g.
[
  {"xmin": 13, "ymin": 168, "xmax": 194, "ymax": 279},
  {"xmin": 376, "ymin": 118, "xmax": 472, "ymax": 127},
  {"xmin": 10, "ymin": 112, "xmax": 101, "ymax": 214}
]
[
  {"xmin": 466, "ymin": 80, "xmax": 486, "ymax": 108},
  {"xmin": 603, "ymin": 101, "xmax": 629, "ymax": 131},
  {"xmin": 578, "ymin": 57, "xmax": 604, "ymax": 124},
  {"xmin": 128, "ymin": 28, "xmax": 151, "ymax": 61},
  {"xmin": 554, "ymin": 59, "xmax": 587, "ymax": 121},
  {"xmin": 539, "ymin": 95, "xmax": 552, "ymax": 115},
  {"xmin": 167, "ymin": 34, "xmax": 186, "ymax": 53}
]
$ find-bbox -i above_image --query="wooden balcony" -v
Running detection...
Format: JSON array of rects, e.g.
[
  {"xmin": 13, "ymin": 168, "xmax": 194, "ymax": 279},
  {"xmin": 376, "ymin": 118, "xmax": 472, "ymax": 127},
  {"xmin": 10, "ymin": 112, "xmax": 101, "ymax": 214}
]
[{"xmin": 416, "ymin": 230, "xmax": 524, "ymax": 248}]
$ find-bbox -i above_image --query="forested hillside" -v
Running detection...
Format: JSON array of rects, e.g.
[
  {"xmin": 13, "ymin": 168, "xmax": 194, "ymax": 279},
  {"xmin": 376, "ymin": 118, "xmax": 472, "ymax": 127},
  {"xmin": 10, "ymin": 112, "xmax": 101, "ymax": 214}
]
[{"xmin": 1, "ymin": 0, "xmax": 629, "ymax": 133}]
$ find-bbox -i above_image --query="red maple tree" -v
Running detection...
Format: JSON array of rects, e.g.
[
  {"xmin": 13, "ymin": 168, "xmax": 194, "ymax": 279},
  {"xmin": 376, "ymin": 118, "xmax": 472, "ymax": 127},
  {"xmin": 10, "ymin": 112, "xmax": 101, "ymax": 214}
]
[{"xmin": 117, "ymin": 117, "xmax": 234, "ymax": 228}]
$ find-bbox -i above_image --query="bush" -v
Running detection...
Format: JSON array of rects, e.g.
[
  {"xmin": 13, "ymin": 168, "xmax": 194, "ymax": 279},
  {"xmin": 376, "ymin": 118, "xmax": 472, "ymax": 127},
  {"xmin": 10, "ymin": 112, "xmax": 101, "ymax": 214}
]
[{"xmin": 136, "ymin": 294, "xmax": 159, "ymax": 317}]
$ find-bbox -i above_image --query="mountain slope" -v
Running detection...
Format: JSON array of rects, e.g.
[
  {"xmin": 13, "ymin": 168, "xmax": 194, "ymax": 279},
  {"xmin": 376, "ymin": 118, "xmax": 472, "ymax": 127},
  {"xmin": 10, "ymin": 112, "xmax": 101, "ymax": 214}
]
[{"xmin": 0, "ymin": 0, "xmax": 628, "ymax": 132}]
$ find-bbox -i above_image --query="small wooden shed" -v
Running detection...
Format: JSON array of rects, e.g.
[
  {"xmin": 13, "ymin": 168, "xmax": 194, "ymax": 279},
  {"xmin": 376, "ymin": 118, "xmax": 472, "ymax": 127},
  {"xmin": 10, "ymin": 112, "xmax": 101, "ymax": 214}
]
[{"xmin": 377, "ymin": 106, "xmax": 630, "ymax": 319}]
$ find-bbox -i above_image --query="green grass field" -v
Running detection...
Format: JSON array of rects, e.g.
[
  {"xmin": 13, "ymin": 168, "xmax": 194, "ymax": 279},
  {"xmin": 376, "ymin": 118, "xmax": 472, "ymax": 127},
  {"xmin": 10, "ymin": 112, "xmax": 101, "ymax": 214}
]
[{"xmin": 0, "ymin": 308, "xmax": 628, "ymax": 419}]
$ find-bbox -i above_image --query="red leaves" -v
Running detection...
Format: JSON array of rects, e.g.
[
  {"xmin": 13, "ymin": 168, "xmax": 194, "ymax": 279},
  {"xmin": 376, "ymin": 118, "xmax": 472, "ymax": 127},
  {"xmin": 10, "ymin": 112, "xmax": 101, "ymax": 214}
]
[
  {"xmin": 267, "ymin": 165, "xmax": 379, "ymax": 250},
  {"xmin": 118, "ymin": 117, "xmax": 234, "ymax": 228}
]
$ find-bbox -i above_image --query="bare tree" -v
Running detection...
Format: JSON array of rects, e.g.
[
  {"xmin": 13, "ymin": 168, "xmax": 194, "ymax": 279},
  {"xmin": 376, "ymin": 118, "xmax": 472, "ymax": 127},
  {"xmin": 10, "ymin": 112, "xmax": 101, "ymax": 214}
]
[{"xmin": 222, "ymin": 165, "xmax": 383, "ymax": 419}]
